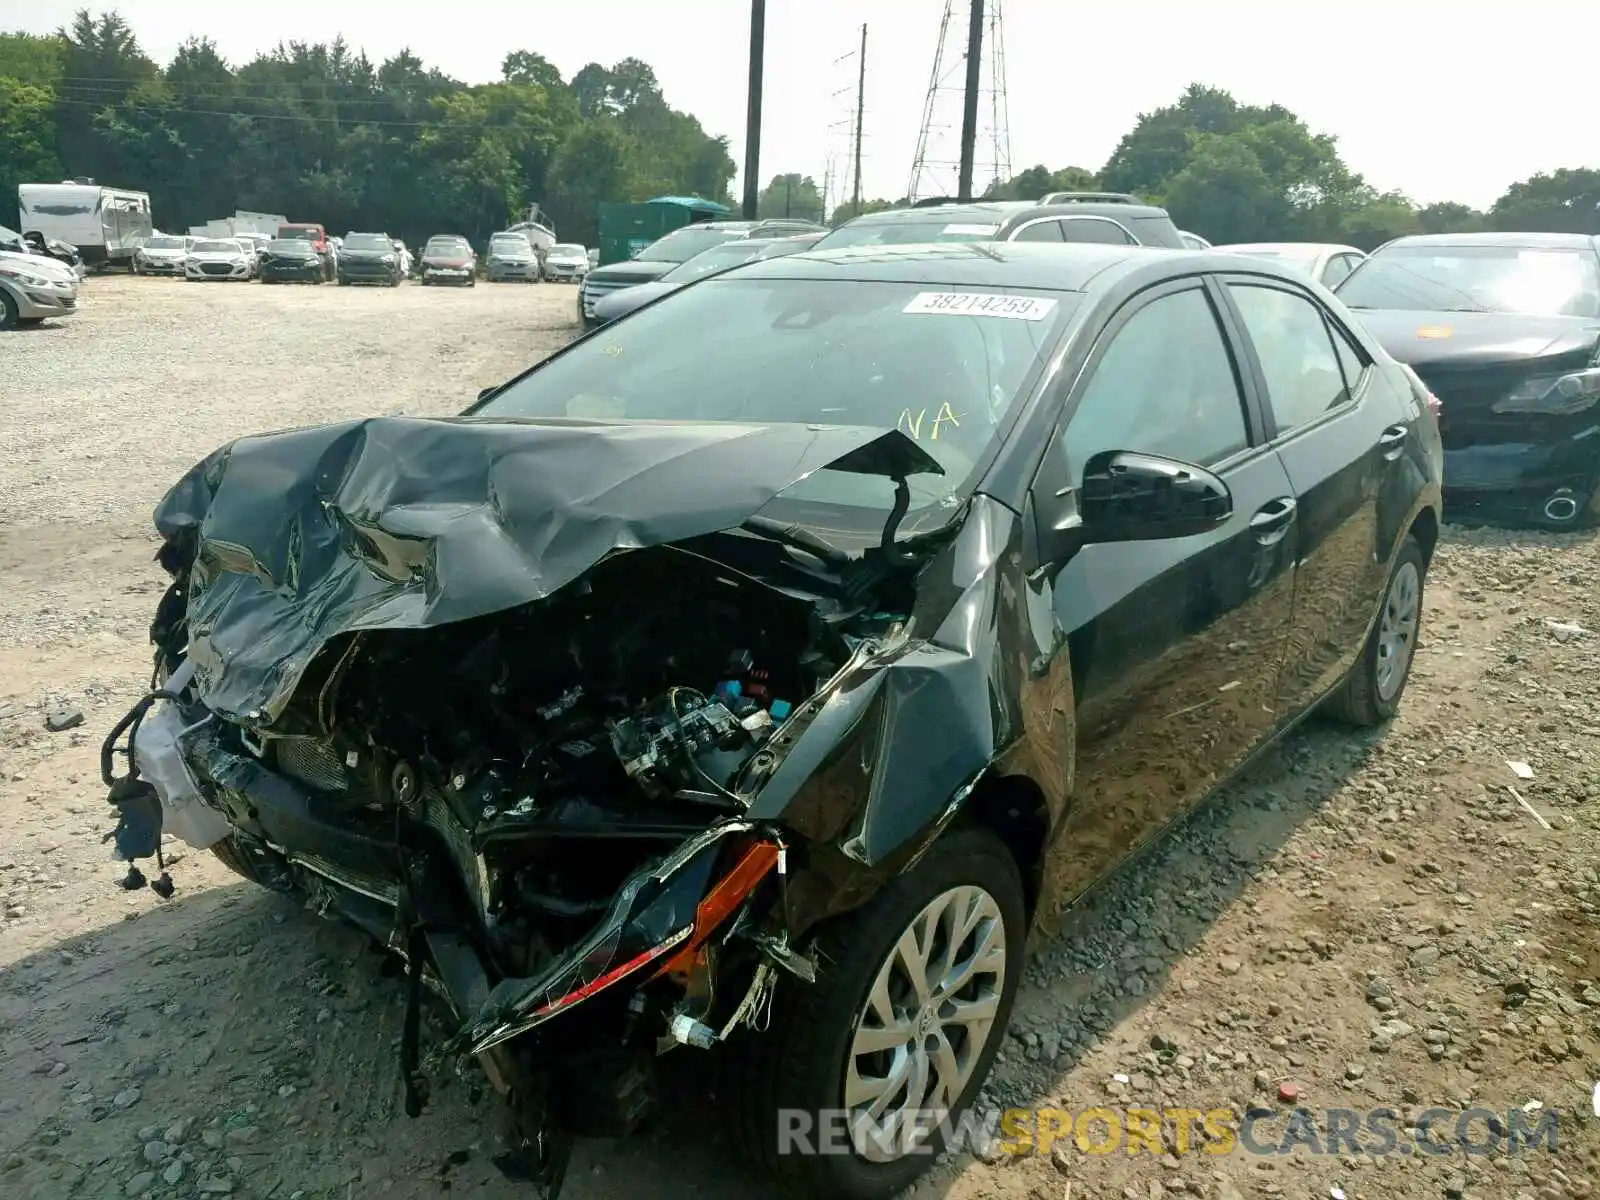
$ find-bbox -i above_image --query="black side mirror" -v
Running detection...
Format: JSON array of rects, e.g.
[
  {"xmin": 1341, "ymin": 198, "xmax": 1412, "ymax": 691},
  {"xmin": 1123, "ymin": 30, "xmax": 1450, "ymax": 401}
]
[{"xmin": 1079, "ymin": 450, "xmax": 1233, "ymax": 543}]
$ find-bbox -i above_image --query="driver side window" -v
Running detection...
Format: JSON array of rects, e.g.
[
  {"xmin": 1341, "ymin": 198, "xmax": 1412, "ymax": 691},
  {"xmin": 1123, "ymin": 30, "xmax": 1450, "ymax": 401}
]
[{"xmin": 1062, "ymin": 286, "xmax": 1250, "ymax": 471}]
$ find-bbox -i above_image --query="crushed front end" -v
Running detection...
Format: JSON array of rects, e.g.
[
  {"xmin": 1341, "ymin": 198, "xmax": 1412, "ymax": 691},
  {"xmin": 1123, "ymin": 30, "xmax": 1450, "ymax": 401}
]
[{"xmin": 98, "ymin": 416, "xmax": 961, "ymax": 1196}]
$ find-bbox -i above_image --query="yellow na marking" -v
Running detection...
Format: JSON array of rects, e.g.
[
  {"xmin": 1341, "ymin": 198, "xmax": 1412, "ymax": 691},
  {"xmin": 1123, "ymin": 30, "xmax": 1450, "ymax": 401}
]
[{"xmin": 896, "ymin": 401, "xmax": 963, "ymax": 441}]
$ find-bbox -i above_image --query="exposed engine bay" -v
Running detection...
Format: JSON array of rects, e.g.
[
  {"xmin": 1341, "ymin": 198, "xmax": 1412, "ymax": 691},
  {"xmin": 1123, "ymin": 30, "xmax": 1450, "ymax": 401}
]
[
  {"xmin": 106, "ymin": 541, "xmax": 909, "ymax": 1194},
  {"xmin": 244, "ymin": 547, "xmax": 859, "ymax": 973}
]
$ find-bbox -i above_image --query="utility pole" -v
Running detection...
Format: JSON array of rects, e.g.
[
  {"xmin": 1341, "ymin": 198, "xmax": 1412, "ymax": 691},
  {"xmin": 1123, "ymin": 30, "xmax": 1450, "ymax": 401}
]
[
  {"xmin": 851, "ymin": 23, "xmax": 867, "ymax": 214},
  {"xmin": 741, "ymin": 0, "xmax": 765, "ymax": 220},
  {"xmin": 957, "ymin": 0, "xmax": 984, "ymax": 201}
]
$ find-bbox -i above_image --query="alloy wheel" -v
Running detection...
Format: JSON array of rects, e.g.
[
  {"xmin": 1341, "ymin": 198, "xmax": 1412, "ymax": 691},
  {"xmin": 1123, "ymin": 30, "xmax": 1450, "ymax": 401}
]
[
  {"xmin": 843, "ymin": 884, "xmax": 1006, "ymax": 1162},
  {"xmin": 1376, "ymin": 559, "xmax": 1420, "ymax": 701}
]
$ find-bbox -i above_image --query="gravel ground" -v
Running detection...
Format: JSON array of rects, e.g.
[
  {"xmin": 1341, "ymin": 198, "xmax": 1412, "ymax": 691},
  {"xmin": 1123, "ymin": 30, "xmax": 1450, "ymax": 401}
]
[{"xmin": 1, "ymin": 278, "xmax": 1596, "ymax": 1200}]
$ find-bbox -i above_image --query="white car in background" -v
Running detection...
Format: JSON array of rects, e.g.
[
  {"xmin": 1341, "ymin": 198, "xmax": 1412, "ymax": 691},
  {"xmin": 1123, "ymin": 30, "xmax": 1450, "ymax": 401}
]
[
  {"xmin": 542, "ymin": 243, "xmax": 590, "ymax": 283},
  {"xmin": 134, "ymin": 234, "xmax": 194, "ymax": 277},
  {"xmin": 0, "ymin": 247, "xmax": 80, "ymax": 329},
  {"xmin": 1213, "ymin": 241, "xmax": 1368, "ymax": 288},
  {"xmin": 185, "ymin": 238, "xmax": 252, "ymax": 282}
]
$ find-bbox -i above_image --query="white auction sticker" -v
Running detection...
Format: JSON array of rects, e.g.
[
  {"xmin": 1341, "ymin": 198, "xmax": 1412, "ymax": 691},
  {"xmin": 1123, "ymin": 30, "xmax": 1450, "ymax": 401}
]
[
  {"xmin": 903, "ymin": 291, "xmax": 1058, "ymax": 321},
  {"xmin": 941, "ymin": 223, "xmax": 999, "ymax": 236}
]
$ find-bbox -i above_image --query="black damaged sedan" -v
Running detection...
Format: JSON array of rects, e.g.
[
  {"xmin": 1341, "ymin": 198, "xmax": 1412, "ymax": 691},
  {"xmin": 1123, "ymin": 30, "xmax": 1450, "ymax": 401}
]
[
  {"xmin": 104, "ymin": 243, "xmax": 1441, "ymax": 1200},
  {"xmin": 1337, "ymin": 231, "xmax": 1600, "ymax": 528}
]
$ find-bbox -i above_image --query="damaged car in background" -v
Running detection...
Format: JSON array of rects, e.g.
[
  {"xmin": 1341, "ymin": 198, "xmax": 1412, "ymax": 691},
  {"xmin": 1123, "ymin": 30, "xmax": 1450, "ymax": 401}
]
[
  {"xmin": 1337, "ymin": 231, "xmax": 1600, "ymax": 528},
  {"xmin": 102, "ymin": 242, "xmax": 1442, "ymax": 1200}
]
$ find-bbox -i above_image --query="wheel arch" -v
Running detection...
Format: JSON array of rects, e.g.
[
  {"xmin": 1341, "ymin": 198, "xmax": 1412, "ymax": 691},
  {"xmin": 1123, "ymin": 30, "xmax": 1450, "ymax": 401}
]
[{"xmin": 955, "ymin": 771, "xmax": 1050, "ymax": 920}]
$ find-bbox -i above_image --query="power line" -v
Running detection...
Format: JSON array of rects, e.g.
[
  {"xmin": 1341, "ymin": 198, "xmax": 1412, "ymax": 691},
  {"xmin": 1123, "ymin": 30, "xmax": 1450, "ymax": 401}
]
[{"xmin": 44, "ymin": 95, "xmax": 473, "ymax": 128}]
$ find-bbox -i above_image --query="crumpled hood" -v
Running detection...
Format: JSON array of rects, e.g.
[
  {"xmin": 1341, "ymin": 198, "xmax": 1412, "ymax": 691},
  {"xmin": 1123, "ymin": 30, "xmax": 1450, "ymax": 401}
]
[
  {"xmin": 154, "ymin": 416, "xmax": 941, "ymax": 726},
  {"xmin": 1353, "ymin": 308, "xmax": 1600, "ymax": 368}
]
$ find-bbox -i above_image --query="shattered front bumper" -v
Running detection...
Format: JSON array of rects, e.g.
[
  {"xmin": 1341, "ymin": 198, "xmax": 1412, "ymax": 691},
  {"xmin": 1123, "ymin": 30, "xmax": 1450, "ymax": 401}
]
[{"xmin": 103, "ymin": 675, "xmax": 802, "ymax": 1186}]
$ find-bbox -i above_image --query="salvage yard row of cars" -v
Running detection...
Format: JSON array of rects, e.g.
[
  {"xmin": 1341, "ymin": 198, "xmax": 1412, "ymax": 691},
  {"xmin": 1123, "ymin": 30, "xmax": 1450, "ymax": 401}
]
[
  {"xmin": 97, "ymin": 183, "xmax": 1600, "ymax": 1200},
  {"xmin": 122, "ymin": 225, "xmax": 596, "ymax": 287}
]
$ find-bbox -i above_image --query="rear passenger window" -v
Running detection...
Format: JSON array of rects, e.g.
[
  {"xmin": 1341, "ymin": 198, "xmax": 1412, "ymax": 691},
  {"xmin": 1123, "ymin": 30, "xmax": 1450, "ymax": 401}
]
[
  {"xmin": 1011, "ymin": 220, "xmax": 1063, "ymax": 243},
  {"xmin": 1227, "ymin": 283, "xmax": 1352, "ymax": 435},
  {"xmin": 1059, "ymin": 218, "xmax": 1134, "ymax": 245},
  {"xmin": 1321, "ymin": 255, "xmax": 1355, "ymax": 288},
  {"xmin": 1325, "ymin": 315, "xmax": 1367, "ymax": 395}
]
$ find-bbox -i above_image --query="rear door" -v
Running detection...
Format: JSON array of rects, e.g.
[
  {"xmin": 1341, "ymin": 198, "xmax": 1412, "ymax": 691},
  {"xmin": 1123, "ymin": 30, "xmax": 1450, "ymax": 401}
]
[
  {"xmin": 1214, "ymin": 274, "xmax": 1411, "ymax": 716},
  {"xmin": 1032, "ymin": 278, "xmax": 1300, "ymax": 900}
]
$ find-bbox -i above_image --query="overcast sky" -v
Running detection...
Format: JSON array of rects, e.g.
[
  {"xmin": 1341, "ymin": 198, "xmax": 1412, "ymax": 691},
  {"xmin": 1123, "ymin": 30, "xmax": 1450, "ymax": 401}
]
[{"xmin": 8, "ymin": 0, "xmax": 1597, "ymax": 211}]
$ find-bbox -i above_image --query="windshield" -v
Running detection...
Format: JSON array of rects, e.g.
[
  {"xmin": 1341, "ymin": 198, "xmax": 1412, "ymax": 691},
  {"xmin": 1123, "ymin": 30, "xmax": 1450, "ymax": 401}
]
[
  {"xmin": 1338, "ymin": 244, "xmax": 1600, "ymax": 317},
  {"xmin": 344, "ymin": 234, "xmax": 391, "ymax": 251},
  {"xmin": 474, "ymin": 277, "xmax": 1076, "ymax": 535},
  {"xmin": 426, "ymin": 239, "xmax": 469, "ymax": 255},
  {"xmin": 491, "ymin": 235, "xmax": 532, "ymax": 253},
  {"xmin": 145, "ymin": 236, "xmax": 184, "ymax": 250},
  {"xmin": 279, "ymin": 228, "xmax": 315, "ymax": 240},
  {"xmin": 659, "ymin": 242, "xmax": 772, "ymax": 283},
  {"xmin": 635, "ymin": 227, "xmax": 747, "ymax": 263},
  {"xmin": 266, "ymin": 240, "xmax": 310, "ymax": 254},
  {"xmin": 552, "ymin": 244, "xmax": 585, "ymax": 257},
  {"xmin": 814, "ymin": 218, "xmax": 1001, "ymax": 250},
  {"xmin": 194, "ymin": 240, "xmax": 238, "ymax": 253}
]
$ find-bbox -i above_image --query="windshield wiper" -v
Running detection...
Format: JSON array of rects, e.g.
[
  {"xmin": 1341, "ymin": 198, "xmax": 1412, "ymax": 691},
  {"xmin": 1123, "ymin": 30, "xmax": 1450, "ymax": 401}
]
[{"xmin": 739, "ymin": 516, "xmax": 851, "ymax": 569}]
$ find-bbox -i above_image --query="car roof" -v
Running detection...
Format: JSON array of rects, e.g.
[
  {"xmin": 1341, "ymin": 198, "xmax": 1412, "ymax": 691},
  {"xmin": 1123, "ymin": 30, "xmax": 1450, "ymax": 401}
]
[
  {"xmin": 843, "ymin": 199, "xmax": 1173, "ymax": 226},
  {"xmin": 1216, "ymin": 242, "xmax": 1364, "ymax": 257},
  {"xmin": 1380, "ymin": 231, "xmax": 1600, "ymax": 251},
  {"xmin": 725, "ymin": 240, "xmax": 1308, "ymax": 293}
]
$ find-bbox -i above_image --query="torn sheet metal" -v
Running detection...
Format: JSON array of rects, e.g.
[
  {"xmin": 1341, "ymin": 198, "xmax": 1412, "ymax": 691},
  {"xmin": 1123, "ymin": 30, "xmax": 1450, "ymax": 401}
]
[{"xmin": 152, "ymin": 417, "xmax": 940, "ymax": 726}]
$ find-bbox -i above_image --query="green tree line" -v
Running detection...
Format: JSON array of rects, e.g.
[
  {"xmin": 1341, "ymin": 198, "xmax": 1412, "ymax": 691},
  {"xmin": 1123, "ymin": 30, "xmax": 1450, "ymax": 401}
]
[
  {"xmin": 1, "ymin": 9, "xmax": 736, "ymax": 248},
  {"xmin": 839, "ymin": 84, "xmax": 1600, "ymax": 246},
  {"xmin": 5, "ymin": 19, "xmax": 1595, "ymax": 251}
]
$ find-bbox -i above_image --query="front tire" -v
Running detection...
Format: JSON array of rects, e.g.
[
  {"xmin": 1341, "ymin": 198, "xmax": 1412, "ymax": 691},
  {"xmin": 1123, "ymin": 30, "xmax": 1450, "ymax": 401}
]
[
  {"xmin": 1324, "ymin": 533, "xmax": 1426, "ymax": 726},
  {"xmin": 727, "ymin": 828, "xmax": 1024, "ymax": 1200},
  {"xmin": 0, "ymin": 290, "xmax": 18, "ymax": 330}
]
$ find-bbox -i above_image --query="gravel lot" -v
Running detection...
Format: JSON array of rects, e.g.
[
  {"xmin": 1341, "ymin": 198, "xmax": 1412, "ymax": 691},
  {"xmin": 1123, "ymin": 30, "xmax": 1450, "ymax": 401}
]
[{"xmin": 1, "ymin": 277, "xmax": 1597, "ymax": 1200}]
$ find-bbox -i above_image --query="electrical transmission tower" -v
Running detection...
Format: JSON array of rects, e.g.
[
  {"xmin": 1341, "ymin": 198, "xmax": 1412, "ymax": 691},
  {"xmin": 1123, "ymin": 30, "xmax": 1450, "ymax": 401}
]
[{"xmin": 906, "ymin": 0, "xmax": 1012, "ymax": 204}]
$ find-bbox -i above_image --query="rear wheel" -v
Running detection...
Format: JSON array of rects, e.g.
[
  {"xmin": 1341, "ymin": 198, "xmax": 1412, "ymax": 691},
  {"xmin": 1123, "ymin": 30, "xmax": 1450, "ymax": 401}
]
[
  {"xmin": 1324, "ymin": 534, "xmax": 1425, "ymax": 726},
  {"xmin": 727, "ymin": 828, "xmax": 1024, "ymax": 1200}
]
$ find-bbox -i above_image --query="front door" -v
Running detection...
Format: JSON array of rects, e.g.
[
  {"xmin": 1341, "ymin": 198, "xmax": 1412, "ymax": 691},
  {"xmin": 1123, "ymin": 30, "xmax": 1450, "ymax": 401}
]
[{"xmin": 1032, "ymin": 279, "xmax": 1300, "ymax": 906}]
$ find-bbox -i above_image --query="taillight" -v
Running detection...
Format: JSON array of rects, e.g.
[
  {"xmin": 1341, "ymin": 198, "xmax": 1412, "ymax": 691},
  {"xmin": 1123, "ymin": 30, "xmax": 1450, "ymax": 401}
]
[{"xmin": 1425, "ymin": 391, "xmax": 1442, "ymax": 418}]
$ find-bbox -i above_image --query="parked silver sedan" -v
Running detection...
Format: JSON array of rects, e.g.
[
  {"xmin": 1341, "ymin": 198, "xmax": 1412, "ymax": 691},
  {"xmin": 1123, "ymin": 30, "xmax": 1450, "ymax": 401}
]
[
  {"xmin": 0, "ymin": 248, "xmax": 80, "ymax": 329},
  {"xmin": 1213, "ymin": 242, "xmax": 1368, "ymax": 288}
]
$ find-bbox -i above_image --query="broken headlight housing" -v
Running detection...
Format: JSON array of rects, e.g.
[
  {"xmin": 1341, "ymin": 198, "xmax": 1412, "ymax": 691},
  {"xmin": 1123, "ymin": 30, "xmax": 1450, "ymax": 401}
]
[{"xmin": 1492, "ymin": 366, "xmax": 1600, "ymax": 416}]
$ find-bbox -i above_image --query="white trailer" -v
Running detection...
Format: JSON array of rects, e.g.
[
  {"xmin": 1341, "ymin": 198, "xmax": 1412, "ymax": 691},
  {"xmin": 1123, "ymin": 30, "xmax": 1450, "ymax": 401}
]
[{"xmin": 18, "ymin": 181, "xmax": 153, "ymax": 267}]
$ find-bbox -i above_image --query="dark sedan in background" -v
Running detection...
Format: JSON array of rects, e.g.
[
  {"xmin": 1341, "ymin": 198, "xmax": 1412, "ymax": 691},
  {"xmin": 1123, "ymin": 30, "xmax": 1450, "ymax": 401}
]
[
  {"xmin": 1337, "ymin": 232, "xmax": 1600, "ymax": 528},
  {"xmin": 420, "ymin": 234, "xmax": 477, "ymax": 287},
  {"xmin": 337, "ymin": 232, "xmax": 403, "ymax": 286},
  {"xmin": 258, "ymin": 239, "xmax": 326, "ymax": 284},
  {"xmin": 106, "ymin": 241, "xmax": 1439, "ymax": 1200},
  {"xmin": 589, "ymin": 232, "xmax": 824, "ymax": 325}
]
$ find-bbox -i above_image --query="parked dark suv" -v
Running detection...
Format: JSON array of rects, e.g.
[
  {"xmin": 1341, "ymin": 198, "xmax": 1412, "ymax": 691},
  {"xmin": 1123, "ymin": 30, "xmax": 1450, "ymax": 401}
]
[
  {"xmin": 336, "ymin": 232, "xmax": 403, "ymax": 286},
  {"xmin": 579, "ymin": 217, "xmax": 827, "ymax": 327},
  {"xmin": 813, "ymin": 194, "xmax": 1188, "ymax": 252},
  {"xmin": 103, "ymin": 242, "xmax": 1440, "ymax": 1200}
]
